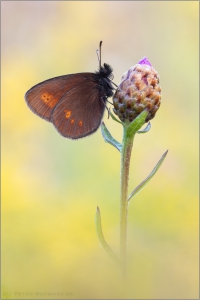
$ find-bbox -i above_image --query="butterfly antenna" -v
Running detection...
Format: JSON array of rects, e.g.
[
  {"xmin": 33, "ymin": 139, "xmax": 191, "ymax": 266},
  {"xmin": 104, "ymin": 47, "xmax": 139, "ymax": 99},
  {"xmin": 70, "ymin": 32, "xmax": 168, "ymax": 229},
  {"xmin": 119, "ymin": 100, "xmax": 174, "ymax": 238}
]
[
  {"xmin": 99, "ymin": 41, "xmax": 102, "ymax": 68},
  {"xmin": 96, "ymin": 49, "xmax": 100, "ymax": 66}
]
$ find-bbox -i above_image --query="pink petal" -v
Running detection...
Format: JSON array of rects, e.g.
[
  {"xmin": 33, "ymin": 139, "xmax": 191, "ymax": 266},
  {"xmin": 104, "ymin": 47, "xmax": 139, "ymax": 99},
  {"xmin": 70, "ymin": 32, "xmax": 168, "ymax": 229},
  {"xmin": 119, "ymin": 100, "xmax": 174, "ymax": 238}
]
[{"xmin": 138, "ymin": 57, "xmax": 152, "ymax": 67}]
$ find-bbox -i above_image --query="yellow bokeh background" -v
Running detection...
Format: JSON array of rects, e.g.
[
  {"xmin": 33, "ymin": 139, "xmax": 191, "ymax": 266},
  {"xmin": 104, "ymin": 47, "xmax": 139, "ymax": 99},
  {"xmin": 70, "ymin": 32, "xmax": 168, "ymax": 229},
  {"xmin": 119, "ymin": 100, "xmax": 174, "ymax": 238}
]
[{"xmin": 2, "ymin": 1, "xmax": 199, "ymax": 299}]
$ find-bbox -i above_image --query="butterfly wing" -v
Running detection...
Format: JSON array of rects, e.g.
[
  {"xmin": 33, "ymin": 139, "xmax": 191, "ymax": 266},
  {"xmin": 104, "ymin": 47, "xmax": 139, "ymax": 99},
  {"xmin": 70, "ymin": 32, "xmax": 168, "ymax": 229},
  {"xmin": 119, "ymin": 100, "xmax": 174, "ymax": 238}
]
[
  {"xmin": 25, "ymin": 74, "xmax": 92, "ymax": 121},
  {"xmin": 51, "ymin": 75, "xmax": 105, "ymax": 139}
]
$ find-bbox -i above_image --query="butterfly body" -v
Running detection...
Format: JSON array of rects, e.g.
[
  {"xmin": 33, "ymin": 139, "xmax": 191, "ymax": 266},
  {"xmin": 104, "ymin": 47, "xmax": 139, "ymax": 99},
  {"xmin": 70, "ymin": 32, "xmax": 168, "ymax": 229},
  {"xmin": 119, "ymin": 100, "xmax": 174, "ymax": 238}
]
[{"xmin": 25, "ymin": 46, "xmax": 114, "ymax": 139}]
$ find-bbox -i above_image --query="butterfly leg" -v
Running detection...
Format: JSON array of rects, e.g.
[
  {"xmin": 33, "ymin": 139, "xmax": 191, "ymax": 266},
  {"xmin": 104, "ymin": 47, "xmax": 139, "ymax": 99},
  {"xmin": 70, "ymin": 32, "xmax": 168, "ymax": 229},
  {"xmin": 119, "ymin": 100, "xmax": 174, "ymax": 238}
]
[
  {"xmin": 111, "ymin": 81, "xmax": 118, "ymax": 88},
  {"xmin": 100, "ymin": 96, "xmax": 111, "ymax": 119},
  {"xmin": 101, "ymin": 96, "xmax": 113, "ymax": 107}
]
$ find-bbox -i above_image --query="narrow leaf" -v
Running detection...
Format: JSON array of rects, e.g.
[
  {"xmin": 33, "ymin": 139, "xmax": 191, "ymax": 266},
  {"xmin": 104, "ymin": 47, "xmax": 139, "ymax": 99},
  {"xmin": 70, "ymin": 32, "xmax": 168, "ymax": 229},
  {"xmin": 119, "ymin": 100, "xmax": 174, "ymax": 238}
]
[
  {"xmin": 101, "ymin": 122, "xmax": 122, "ymax": 152},
  {"xmin": 126, "ymin": 110, "xmax": 148, "ymax": 138},
  {"xmin": 95, "ymin": 206, "xmax": 121, "ymax": 266},
  {"xmin": 137, "ymin": 122, "xmax": 151, "ymax": 134},
  {"xmin": 128, "ymin": 150, "xmax": 168, "ymax": 202}
]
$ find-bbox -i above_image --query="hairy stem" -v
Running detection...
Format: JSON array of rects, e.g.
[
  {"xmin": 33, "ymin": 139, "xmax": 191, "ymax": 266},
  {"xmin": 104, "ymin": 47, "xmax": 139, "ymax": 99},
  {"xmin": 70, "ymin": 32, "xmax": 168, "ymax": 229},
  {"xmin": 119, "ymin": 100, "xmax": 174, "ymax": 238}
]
[{"xmin": 120, "ymin": 126, "xmax": 134, "ymax": 278}]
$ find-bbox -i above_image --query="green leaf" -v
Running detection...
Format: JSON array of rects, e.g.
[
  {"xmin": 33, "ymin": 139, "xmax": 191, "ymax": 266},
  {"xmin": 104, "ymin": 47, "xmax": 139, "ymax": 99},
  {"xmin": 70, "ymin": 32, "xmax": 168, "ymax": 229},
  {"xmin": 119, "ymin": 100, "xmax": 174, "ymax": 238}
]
[
  {"xmin": 95, "ymin": 206, "xmax": 121, "ymax": 266},
  {"xmin": 128, "ymin": 150, "xmax": 168, "ymax": 202},
  {"xmin": 101, "ymin": 122, "xmax": 122, "ymax": 152},
  {"xmin": 109, "ymin": 110, "xmax": 123, "ymax": 125},
  {"xmin": 126, "ymin": 110, "xmax": 148, "ymax": 138},
  {"xmin": 137, "ymin": 122, "xmax": 151, "ymax": 134}
]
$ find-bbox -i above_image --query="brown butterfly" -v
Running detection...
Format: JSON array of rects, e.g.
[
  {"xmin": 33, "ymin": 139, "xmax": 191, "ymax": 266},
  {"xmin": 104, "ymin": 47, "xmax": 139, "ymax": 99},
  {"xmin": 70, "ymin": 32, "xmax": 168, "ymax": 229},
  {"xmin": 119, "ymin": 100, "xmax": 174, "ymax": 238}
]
[{"xmin": 25, "ymin": 41, "xmax": 115, "ymax": 139}]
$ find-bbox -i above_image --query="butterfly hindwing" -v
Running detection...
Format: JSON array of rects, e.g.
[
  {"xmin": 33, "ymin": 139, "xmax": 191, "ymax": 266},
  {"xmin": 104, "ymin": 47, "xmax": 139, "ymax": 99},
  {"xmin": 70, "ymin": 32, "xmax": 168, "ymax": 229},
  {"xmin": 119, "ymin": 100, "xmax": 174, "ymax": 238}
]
[{"xmin": 51, "ymin": 75, "xmax": 105, "ymax": 139}]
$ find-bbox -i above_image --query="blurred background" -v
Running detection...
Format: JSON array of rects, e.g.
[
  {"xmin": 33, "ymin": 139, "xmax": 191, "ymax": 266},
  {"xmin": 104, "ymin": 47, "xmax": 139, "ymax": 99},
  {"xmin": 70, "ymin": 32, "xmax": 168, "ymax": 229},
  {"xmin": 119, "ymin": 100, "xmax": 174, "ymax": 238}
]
[{"xmin": 2, "ymin": 1, "xmax": 199, "ymax": 299}]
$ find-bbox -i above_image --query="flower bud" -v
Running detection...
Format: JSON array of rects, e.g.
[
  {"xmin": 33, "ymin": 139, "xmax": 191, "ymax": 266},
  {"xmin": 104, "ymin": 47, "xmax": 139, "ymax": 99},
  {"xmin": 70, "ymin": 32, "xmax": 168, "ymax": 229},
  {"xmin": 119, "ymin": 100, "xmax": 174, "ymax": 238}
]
[{"xmin": 113, "ymin": 57, "xmax": 161, "ymax": 123}]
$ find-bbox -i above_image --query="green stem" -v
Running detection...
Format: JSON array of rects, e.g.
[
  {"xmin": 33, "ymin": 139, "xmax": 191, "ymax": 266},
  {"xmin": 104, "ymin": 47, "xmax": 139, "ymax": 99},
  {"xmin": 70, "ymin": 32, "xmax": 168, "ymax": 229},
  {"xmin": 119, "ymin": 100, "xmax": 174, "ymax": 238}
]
[
  {"xmin": 120, "ymin": 125, "xmax": 134, "ymax": 278},
  {"xmin": 99, "ymin": 110, "xmax": 149, "ymax": 281}
]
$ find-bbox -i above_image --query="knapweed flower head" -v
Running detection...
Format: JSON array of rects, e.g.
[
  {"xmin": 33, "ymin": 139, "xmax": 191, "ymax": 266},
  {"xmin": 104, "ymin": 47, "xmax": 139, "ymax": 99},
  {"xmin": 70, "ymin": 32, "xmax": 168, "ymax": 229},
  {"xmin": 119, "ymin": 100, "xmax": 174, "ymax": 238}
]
[{"xmin": 113, "ymin": 57, "xmax": 161, "ymax": 123}]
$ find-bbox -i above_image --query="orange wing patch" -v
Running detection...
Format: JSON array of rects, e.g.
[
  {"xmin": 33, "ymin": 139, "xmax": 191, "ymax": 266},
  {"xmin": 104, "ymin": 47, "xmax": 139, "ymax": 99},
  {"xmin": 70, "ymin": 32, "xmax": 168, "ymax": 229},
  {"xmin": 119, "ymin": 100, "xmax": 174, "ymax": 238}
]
[
  {"xmin": 41, "ymin": 93, "xmax": 57, "ymax": 108},
  {"xmin": 70, "ymin": 119, "xmax": 75, "ymax": 125},
  {"xmin": 78, "ymin": 120, "xmax": 83, "ymax": 127},
  {"xmin": 64, "ymin": 110, "xmax": 72, "ymax": 119}
]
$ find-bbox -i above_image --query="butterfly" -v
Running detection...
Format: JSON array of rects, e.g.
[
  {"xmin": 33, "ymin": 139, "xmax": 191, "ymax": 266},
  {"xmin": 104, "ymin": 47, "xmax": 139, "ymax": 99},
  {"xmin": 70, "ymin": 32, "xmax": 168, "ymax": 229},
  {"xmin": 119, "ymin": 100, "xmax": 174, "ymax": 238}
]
[{"xmin": 24, "ymin": 41, "xmax": 115, "ymax": 139}]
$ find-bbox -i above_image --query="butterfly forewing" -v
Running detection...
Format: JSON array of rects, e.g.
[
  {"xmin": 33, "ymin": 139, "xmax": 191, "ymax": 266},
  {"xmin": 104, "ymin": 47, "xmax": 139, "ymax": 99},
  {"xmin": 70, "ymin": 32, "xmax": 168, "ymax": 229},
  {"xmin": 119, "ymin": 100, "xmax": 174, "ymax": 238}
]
[
  {"xmin": 51, "ymin": 75, "xmax": 105, "ymax": 139},
  {"xmin": 25, "ymin": 74, "xmax": 92, "ymax": 121}
]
